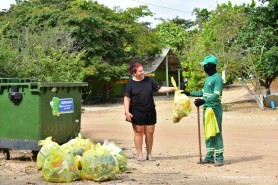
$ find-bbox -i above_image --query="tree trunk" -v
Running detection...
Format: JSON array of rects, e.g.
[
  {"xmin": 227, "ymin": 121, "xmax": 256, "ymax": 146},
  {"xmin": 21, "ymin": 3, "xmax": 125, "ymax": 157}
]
[
  {"xmin": 265, "ymin": 88, "xmax": 271, "ymax": 96},
  {"xmin": 261, "ymin": 77, "xmax": 273, "ymax": 96}
]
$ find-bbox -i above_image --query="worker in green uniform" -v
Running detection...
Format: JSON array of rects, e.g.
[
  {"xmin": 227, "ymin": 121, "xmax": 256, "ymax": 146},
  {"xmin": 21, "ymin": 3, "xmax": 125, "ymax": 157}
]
[{"xmin": 184, "ymin": 54, "xmax": 224, "ymax": 167}]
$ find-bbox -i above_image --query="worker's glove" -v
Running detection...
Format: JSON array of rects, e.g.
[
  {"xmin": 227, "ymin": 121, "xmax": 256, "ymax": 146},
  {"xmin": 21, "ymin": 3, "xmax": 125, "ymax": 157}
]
[
  {"xmin": 182, "ymin": 90, "xmax": 190, "ymax": 96},
  {"xmin": 194, "ymin": 99, "xmax": 205, "ymax": 107}
]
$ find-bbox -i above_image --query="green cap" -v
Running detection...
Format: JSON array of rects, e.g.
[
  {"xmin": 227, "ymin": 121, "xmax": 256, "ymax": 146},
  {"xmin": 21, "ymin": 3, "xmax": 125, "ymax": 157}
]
[{"xmin": 200, "ymin": 55, "xmax": 218, "ymax": 66}]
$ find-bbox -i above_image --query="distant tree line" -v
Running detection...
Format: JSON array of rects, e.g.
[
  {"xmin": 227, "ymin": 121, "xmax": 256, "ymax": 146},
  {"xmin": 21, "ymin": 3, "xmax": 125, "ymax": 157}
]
[{"xmin": 0, "ymin": 0, "xmax": 277, "ymax": 108}]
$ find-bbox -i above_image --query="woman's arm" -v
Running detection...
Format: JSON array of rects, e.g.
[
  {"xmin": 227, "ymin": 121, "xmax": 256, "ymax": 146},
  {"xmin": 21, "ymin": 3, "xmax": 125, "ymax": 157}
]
[
  {"xmin": 157, "ymin": 86, "xmax": 177, "ymax": 93},
  {"xmin": 124, "ymin": 96, "xmax": 130, "ymax": 114},
  {"xmin": 124, "ymin": 96, "xmax": 133, "ymax": 121}
]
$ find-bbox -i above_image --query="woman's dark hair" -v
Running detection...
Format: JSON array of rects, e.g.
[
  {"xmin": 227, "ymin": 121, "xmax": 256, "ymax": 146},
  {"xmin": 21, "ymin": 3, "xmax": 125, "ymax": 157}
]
[{"xmin": 129, "ymin": 63, "xmax": 142, "ymax": 75}]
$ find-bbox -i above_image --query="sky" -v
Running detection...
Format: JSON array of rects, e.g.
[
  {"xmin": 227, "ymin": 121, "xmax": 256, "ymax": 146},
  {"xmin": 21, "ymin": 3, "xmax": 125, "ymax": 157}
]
[{"xmin": 0, "ymin": 0, "xmax": 260, "ymax": 27}]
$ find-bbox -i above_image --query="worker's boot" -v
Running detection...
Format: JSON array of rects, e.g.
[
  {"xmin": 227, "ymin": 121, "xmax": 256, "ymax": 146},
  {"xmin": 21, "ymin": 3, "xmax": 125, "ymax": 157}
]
[
  {"xmin": 197, "ymin": 159, "xmax": 214, "ymax": 164},
  {"xmin": 214, "ymin": 160, "xmax": 224, "ymax": 167}
]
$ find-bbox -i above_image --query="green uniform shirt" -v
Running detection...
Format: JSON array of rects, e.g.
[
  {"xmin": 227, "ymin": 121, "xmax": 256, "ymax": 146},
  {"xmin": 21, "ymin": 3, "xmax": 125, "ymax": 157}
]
[{"xmin": 190, "ymin": 73, "xmax": 223, "ymax": 109}]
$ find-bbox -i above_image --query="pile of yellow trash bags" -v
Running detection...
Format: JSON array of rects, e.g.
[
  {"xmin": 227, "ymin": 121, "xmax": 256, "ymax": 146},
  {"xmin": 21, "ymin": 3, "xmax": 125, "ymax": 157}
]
[
  {"xmin": 171, "ymin": 77, "xmax": 192, "ymax": 123},
  {"xmin": 36, "ymin": 133, "xmax": 127, "ymax": 183}
]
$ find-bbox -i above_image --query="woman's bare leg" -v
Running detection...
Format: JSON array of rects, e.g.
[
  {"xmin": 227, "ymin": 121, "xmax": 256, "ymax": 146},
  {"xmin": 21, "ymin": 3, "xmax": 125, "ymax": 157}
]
[
  {"xmin": 132, "ymin": 124, "xmax": 144, "ymax": 159},
  {"xmin": 145, "ymin": 125, "xmax": 155, "ymax": 159}
]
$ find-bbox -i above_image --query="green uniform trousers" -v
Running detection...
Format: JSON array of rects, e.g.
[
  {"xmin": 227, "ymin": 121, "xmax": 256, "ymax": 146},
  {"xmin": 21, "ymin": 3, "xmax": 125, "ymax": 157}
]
[{"xmin": 203, "ymin": 107, "xmax": 223, "ymax": 162}]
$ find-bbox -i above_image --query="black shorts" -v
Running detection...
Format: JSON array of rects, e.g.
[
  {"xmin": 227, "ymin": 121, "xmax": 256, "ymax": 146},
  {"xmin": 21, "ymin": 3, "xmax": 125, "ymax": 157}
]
[{"xmin": 130, "ymin": 108, "xmax": 157, "ymax": 125}]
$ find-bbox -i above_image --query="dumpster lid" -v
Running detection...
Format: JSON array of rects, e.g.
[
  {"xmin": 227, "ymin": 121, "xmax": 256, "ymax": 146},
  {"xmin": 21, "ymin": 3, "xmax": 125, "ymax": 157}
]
[
  {"xmin": 0, "ymin": 79, "xmax": 88, "ymax": 87},
  {"xmin": 0, "ymin": 79, "xmax": 88, "ymax": 92},
  {"xmin": 38, "ymin": 82, "xmax": 88, "ymax": 87}
]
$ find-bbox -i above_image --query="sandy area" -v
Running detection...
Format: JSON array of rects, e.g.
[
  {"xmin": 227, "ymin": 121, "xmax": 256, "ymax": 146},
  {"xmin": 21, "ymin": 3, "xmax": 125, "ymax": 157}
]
[{"xmin": 0, "ymin": 84, "xmax": 278, "ymax": 185}]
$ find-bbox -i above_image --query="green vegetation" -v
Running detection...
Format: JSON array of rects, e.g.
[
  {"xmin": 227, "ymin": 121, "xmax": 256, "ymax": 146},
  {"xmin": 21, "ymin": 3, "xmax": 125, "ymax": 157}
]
[{"xmin": 0, "ymin": 0, "xmax": 277, "ymax": 108}]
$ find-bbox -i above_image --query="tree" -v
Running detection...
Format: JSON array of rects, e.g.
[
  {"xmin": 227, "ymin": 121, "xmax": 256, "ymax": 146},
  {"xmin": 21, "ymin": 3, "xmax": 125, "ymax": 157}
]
[
  {"xmin": 182, "ymin": 32, "xmax": 207, "ymax": 91},
  {"xmin": 0, "ymin": 0, "xmax": 162, "ymax": 83},
  {"xmin": 117, "ymin": 6, "xmax": 163, "ymax": 58},
  {"xmin": 0, "ymin": 0, "xmax": 85, "ymax": 81},
  {"xmin": 183, "ymin": 2, "xmax": 247, "ymax": 91},
  {"xmin": 11, "ymin": 26, "xmax": 85, "ymax": 81},
  {"xmin": 201, "ymin": 1, "xmax": 247, "ymax": 70},
  {"xmin": 168, "ymin": 16, "xmax": 195, "ymax": 30},
  {"xmin": 192, "ymin": 8, "xmax": 210, "ymax": 30},
  {"xmin": 0, "ymin": 23, "xmax": 18, "ymax": 77},
  {"xmin": 155, "ymin": 21, "xmax": 189, "ymax": 56},
  {"xmin": 237, "ymin": 0, "xmax": 278, "ymax": 95}
]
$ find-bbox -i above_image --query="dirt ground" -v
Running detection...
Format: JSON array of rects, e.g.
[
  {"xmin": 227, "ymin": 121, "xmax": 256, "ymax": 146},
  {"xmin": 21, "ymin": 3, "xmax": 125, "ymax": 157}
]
[{"xmin": 1, "ymin": 84, "xmax": 278, "ymax": 185}]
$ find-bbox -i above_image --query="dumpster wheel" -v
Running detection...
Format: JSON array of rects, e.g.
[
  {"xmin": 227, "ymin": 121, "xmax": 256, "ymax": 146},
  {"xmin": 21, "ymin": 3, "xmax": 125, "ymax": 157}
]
[
  {"xmin": 2, "ymin": 148, "xmax": 10, "ymax": 160},
  {"xmin": 32, "ymin": 150, "xmax": 38, "ymax": 161}
]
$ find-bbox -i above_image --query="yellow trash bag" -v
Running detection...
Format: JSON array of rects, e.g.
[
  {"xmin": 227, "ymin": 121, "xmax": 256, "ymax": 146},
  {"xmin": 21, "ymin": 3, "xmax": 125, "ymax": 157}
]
[
  {"xmin": 205, "ymin": 108, "xmax": 219, "ymax": 140},
  {"xmin": 61, "ymin": 133, "xmax": 94, "ymax": 156},
  {"xmin": 36, "ymin": 137, "xmax": 61, "ymax": 170},
  {"xmin": 80, "ymin": 143, "xmax": 119, "ymax": 182},
  {"xmin": 42, "ymin": 149, "xmax": 80, "ymax": 183},
  {"xmin": 171, "ymin": 77, "xmax": 192, "ymax": 123},
  {"xmin": 102, "ymin": 139, "xmax": 127, "ymax": 172},
  {"xmin": 75, "ymin": 155, "xmax": 82, "ymax": 170}
]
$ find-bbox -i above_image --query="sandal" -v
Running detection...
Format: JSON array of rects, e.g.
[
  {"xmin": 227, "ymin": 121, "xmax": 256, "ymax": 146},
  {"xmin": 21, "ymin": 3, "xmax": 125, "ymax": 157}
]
[
  {"xmin": 137, "ymin": 156, "xmax": 144, "ymax": 161},
  {"xmin": 146, "ymin": 156, "xmax": 156, "ymax": 161}
]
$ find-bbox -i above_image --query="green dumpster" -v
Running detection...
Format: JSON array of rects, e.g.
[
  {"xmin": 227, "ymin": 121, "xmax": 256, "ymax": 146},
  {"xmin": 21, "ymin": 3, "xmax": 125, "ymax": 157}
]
[{"xmin": 0, "ymin": 78, "xmax": 88, "ymax": 156}]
